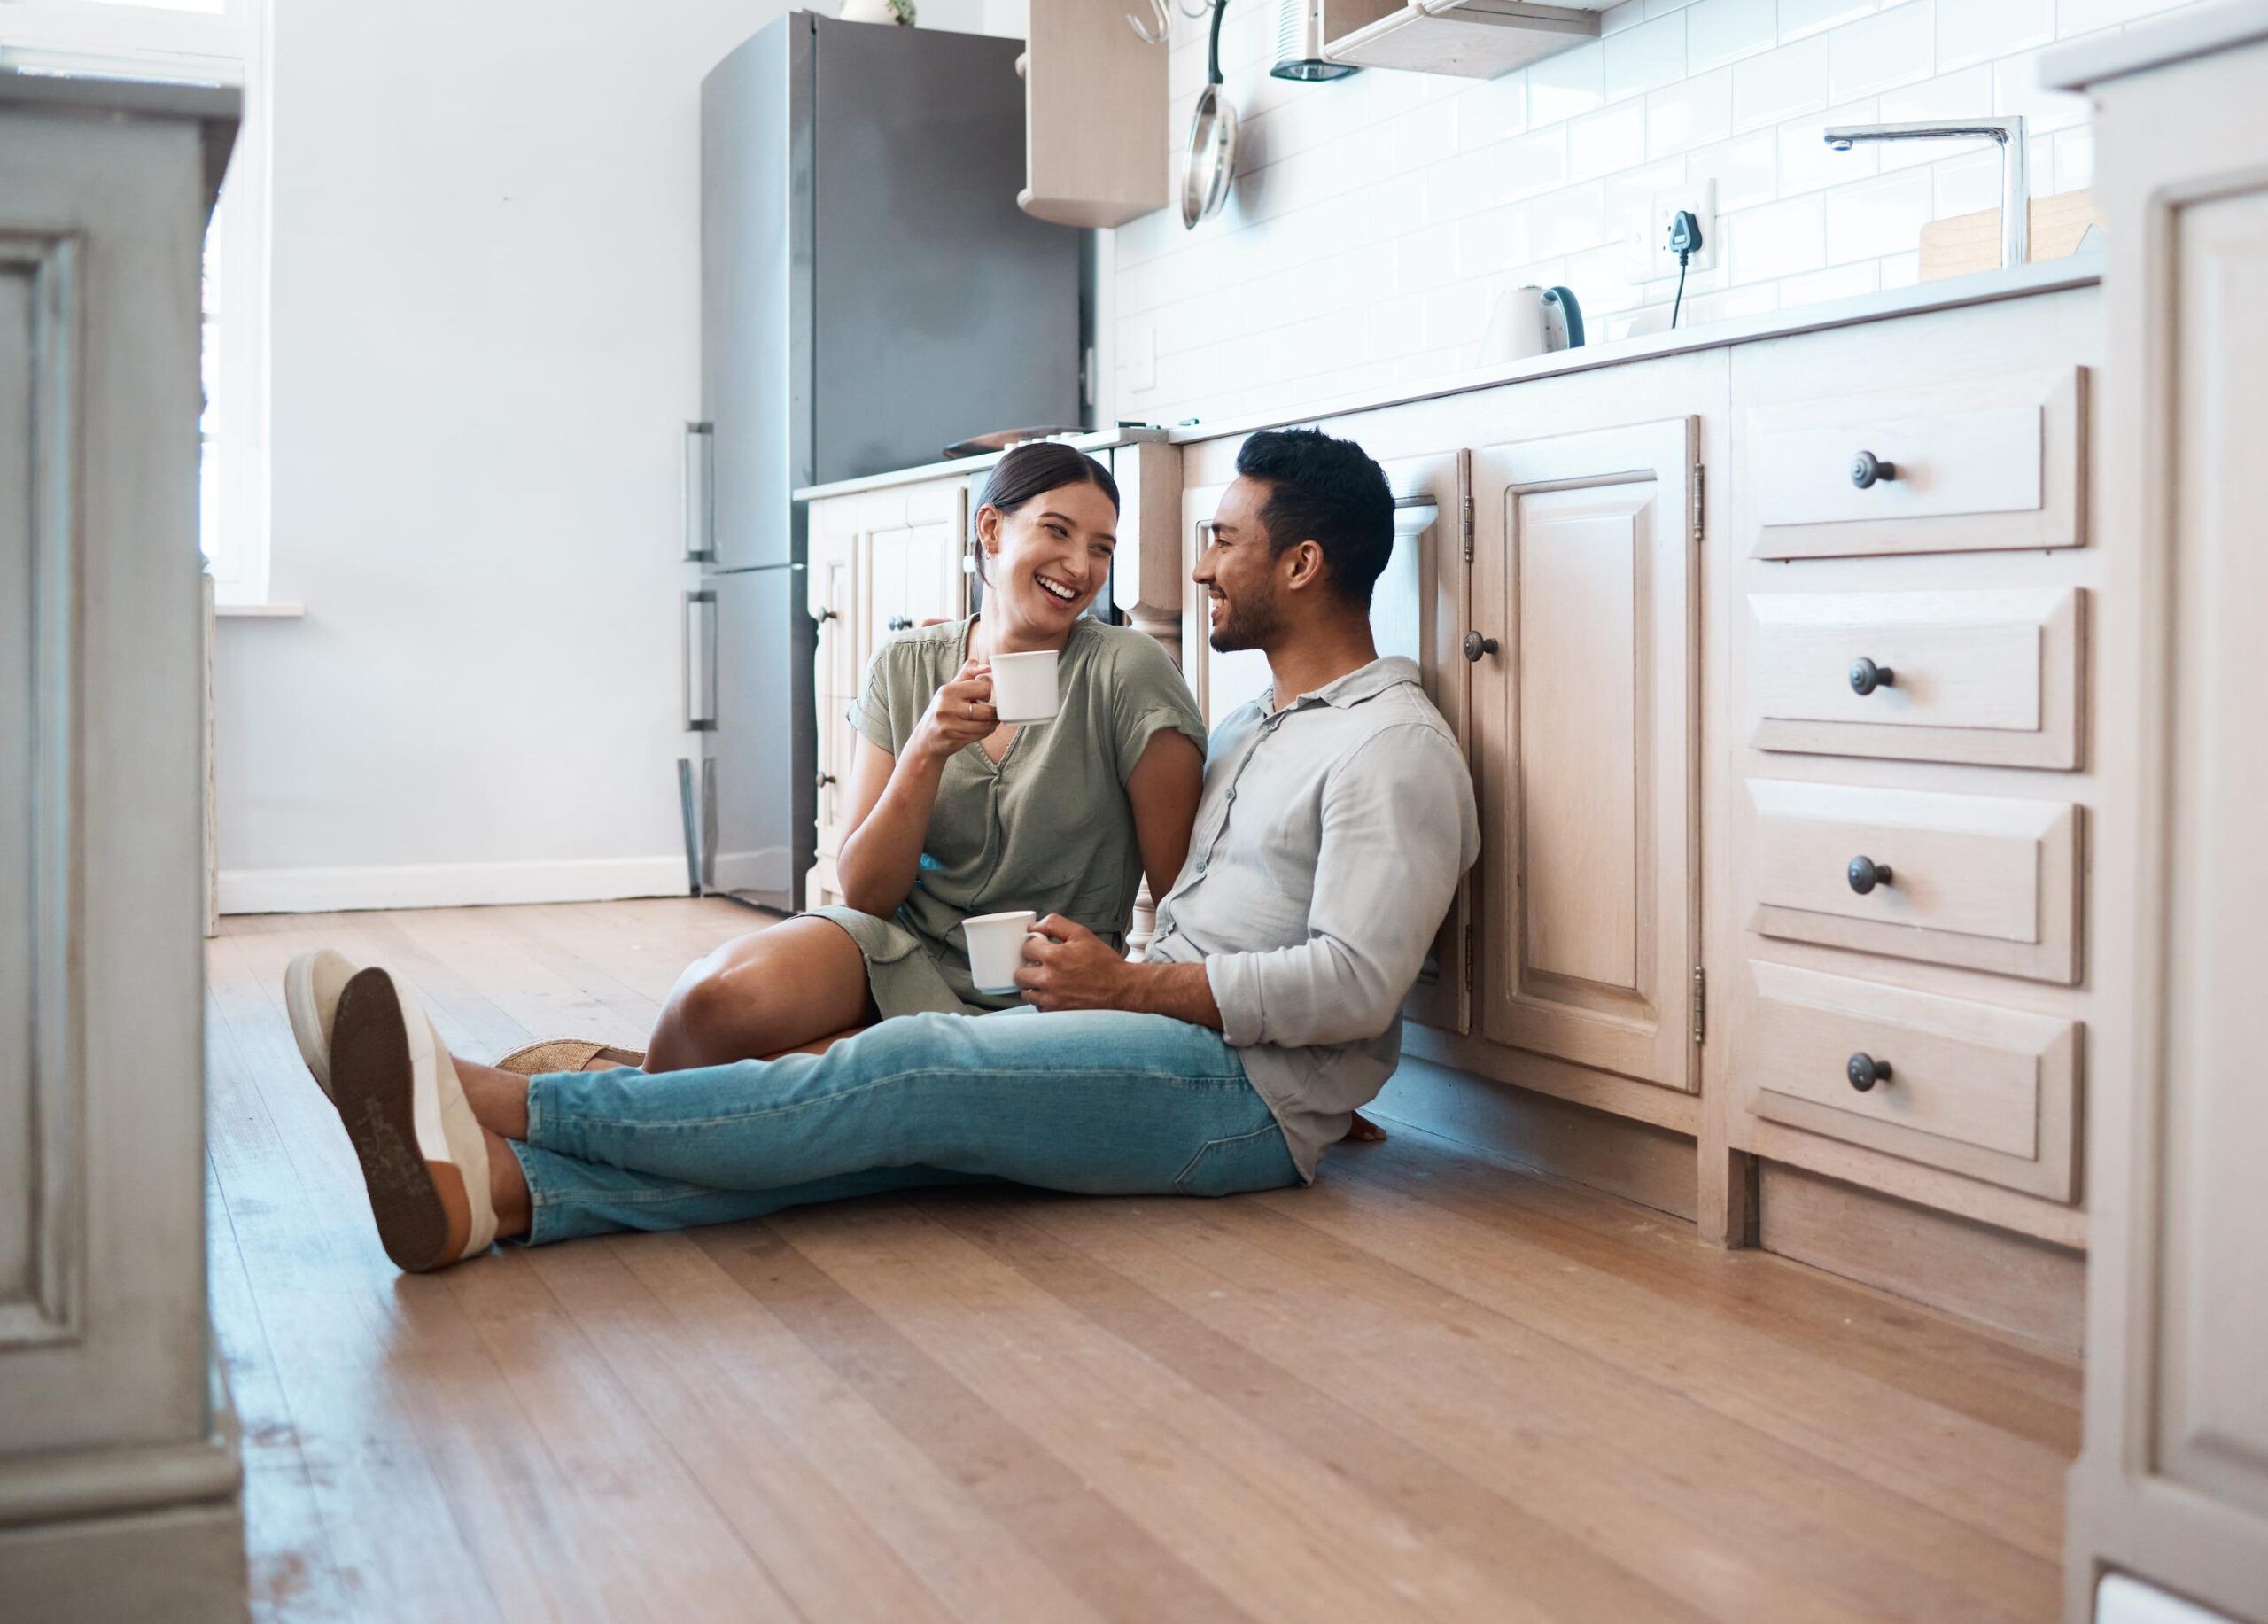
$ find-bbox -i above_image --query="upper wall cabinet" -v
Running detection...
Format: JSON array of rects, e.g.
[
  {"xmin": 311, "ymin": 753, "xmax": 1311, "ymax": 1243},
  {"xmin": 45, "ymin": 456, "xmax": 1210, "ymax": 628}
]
[
  {"xmin": 1322, "ymin": 0, "xmax": 1608, "ymax": 81},
  {"xmin": 1019, "ymin": 0, "xmax": 1168, "ymax": 229}
]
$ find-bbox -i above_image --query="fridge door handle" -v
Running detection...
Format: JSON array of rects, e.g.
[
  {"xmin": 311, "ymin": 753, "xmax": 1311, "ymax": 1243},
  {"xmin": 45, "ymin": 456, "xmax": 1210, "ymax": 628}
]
[
  {"xmin": 683, "ymin": 422, "xmax": 715, "ymax": 563},
  {"xmin": 683, "ymin": 588, "xmax": 718, "ymax": 732}
]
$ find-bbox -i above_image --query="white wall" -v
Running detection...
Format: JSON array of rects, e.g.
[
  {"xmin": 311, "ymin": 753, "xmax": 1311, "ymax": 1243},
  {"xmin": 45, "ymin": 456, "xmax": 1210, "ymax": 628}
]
[
  {"xmin": 1114, "ymin": 0, "xmax": 2202, "ymax": 428},
  {"xmin": 215, "ymin": 1, "xmax": 1001, "ymax": 913}
]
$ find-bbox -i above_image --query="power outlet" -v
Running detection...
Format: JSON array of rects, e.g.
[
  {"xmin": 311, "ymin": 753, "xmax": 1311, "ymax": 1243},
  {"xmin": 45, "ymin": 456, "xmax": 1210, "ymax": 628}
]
[{"xmin": 1626, "ymin": 181, "xmax": 1717, "ymax": 282}]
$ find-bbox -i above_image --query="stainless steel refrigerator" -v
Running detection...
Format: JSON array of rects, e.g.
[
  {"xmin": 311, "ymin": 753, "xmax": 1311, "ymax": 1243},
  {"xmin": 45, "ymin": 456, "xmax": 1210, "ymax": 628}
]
[{"xmin": 683, "ymin": 12, "xmax": 1081, "ymax": 912}]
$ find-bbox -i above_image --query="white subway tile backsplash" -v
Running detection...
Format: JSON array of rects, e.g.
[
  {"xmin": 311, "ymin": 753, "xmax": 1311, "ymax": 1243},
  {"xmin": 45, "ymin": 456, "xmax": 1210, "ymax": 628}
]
[
  {"xmin": 1459, "ymin": 75, "xmax": 1531, "ymax": 152},
  {"xmin": 1571, "ymin": 99, "xmax": 1649, "ymax": 179},
  {"xmin": 1732, "ymin": 36, "xmax": 1830, "ymax": 131},
  {"xmin": 1395, "ymin": 221, "xmax": 1461, "ymax": 292},
  {"xmin": 1991, "ymin": 48, "xmax": 2093, "ymax": 133},
  {"xmin": 1686, "ymin": 0, "xmax": 1776, "ymax": 72},
  {"xmin": 1827, "ymin": 1, "xmax": 1934, "ymax": 101},
  {"xmin": 1650, "ymin": 67, "xmax": 1734, "ymax": 157},
  {"xmin": 1425, "ymin": 147, "xmax": 1499, "ymax": 224},
  {"xmin": 1605, "ymin": 12, "xmax": 1690, "ymax": 101},
  {"xmin": 1529, "ymin": 41, "xmax": 1609, "ymax": 125},
  {"xmin": 2056, "ymin": 0, "xmax": 2178, "ymax": 34},
  {"xmin": 1822, "ymin": 165, "xmax": 1934, "ymax": 261},
  {"xmin": 1688, "ymin": 131, "xmax": 1779, "ymax": 209},
  {"xmin": 1937, "ymin": 0, "xmax": 2052, "ymax": 72},
  {"xmin": 1455, "ymin": 202, "xmax": 1533, "ymax": 279},
  {"xmin": 1530, "ymin": 180, "xmax": 1614, "ymax": 255},
  {"xmin": 1391, "ymin": 97, "xmax": 1464, "ymax": 175},
  {"xmin": 1494, "ymin": 124, "xmax": 1573, "ymax": 201},
  {"xmin": 1778, "ymin": 0, "xmax": 1876, "ymax": 43},
  {"xmin": 1727, "ymin": 191, "xmax": 1826, "ymax": 280},
  {"xmin": 1932, "ymin": 147, "xmax": 2006, "ymax": 217},
  {"xmin": 1110, "ymin": 0, "xmax": 2193, "ymax": 428}
]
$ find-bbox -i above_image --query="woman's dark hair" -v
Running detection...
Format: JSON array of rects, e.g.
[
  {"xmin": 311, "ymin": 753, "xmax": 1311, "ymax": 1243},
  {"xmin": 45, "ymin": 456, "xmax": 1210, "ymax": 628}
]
[
  {"xmin": 1233, "ymin": 427, "xmax": 1395, "ymax": 608},
  {"xmin": 971, "ymin": 442, "xmax": 1119, "ymax": 584}
]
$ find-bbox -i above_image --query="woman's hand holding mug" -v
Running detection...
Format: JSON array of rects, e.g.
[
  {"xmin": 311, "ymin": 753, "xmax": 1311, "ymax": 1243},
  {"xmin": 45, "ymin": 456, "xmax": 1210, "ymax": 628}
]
[{"xmin": 911, "ymin": 658, "xmax": 999, "ymax": 765}]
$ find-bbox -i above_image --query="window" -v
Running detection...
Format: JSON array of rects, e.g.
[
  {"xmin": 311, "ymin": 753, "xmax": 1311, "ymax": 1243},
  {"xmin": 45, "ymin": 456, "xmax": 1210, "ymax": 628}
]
[{"xmin": 2, "ymin": 0, "xmax": 272, "ymax": 604}]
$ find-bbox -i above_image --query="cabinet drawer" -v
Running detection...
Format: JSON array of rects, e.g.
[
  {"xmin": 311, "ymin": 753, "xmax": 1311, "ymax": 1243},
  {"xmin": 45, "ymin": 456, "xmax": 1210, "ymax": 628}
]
[
  {"xmin": 1743, "ymin": 961, "xmax": 2079, "ymax": 1201},
  {"xmin": 1750, "ymin": 587, "xmax": 2084, "ymax": 768},
  {"xmin": 1748, "ymin": 780, "xmax": 2081, "ymax": 983},
  {"xmin": 1749, "ymin": 367, "xmax": 2085, "ymax": 559}
]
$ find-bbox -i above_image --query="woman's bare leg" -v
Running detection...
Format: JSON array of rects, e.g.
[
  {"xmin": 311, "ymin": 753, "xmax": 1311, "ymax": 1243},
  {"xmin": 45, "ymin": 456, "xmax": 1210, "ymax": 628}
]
[{"xmin": 644, "ymin": 917, "xmax": 879, "ymax": 1074}]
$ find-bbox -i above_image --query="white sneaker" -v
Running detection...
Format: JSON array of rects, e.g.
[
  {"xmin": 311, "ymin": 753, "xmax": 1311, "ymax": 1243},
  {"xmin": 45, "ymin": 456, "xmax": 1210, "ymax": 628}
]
[
  {"xmin": 284, "ymin": 948, "xmax": 360, "ymax": 1099},
  {"xmin": 328, "ymin": 967, "xmax": 498, "ymax": 1272}
]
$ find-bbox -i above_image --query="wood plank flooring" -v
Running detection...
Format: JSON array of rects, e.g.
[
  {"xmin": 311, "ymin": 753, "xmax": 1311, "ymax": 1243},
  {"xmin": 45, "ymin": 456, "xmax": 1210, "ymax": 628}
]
[{"xmin": 206, "ymin": 900, "xmax": 2080, "ymax": 1624}]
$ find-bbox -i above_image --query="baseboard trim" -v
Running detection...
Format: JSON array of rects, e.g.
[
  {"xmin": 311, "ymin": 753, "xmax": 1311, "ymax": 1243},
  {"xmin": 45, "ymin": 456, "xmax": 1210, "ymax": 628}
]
[
  {"xmin": 218, "ymin": 855, "xmax": 691, "ymax": 915},
  {"xmin": 0, "ymin": 1499, "xmax": 247, "ymax": 1622},
  {"xmin": 1369, "ymin": 1055, "xmax": 1698, "ymax": 1222},
  {"xmin": 1758, "ymin": 1162, "xmax": 2086, "ymax": 1358}
]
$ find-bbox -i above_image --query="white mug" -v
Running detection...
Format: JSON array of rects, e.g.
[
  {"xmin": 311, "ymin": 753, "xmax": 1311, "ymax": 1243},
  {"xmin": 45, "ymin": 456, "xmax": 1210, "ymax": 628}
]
[
  {"xmin": 963, "ymin": 909, "xmax": 1040, "ymax": 995},
  {"xmin": 988, "ymin": 649, "xmax": 1060, "ymax": 724}
]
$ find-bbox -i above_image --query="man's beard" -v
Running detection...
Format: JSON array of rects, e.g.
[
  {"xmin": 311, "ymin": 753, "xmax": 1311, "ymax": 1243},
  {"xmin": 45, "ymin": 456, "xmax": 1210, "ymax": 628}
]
[{"xmin": 1208, "ymin": 589, "xmax": 1281, "ymax": 653}]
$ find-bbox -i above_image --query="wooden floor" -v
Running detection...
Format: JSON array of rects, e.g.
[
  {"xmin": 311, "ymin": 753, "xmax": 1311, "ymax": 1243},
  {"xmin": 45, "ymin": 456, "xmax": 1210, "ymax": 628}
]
[{"xmin": 207, "ymin": 899, "xmax": 2081, "ymax": 1624}]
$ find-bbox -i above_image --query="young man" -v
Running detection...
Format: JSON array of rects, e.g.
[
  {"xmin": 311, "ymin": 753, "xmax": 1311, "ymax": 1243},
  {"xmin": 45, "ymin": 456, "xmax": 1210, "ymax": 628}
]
[{"xmin": 291, "ymin": 429, "xmax": 1480, "ymax": 1270}]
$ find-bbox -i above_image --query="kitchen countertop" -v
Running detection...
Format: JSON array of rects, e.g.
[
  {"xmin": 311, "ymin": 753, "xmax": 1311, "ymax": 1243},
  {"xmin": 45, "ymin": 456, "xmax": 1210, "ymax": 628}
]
[{"xmin": 797, "ymin": 256, "xmax": 2100, "ymax": 503}]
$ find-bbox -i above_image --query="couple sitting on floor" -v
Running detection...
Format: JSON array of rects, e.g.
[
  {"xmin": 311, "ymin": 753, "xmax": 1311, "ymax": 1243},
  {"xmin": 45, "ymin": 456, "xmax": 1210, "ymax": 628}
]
[{"xmin": 286, "ymin": 427, "xmax": 1480, "ymax": 1272}]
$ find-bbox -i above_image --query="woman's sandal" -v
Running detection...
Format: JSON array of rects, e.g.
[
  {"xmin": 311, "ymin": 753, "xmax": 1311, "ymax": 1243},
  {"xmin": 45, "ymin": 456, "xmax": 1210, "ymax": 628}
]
[{"xmin": 494, "ymin": 1037, "xmax": 646, "ymax": 1076}]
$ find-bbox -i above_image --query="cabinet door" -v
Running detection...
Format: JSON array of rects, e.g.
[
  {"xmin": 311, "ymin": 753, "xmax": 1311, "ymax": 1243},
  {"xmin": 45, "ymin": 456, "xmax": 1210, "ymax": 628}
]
[
  {"xmin": 2150, "ymin": 180, "xmax": 2268, "ymax": 1526},
  {"xmin": 1378, "ymin": 451, "xmax": 1474, "ymax": 1035},
  {"xmin": 1471, "ymin": 420, "xmax": 1698, "ymax": 1092}
]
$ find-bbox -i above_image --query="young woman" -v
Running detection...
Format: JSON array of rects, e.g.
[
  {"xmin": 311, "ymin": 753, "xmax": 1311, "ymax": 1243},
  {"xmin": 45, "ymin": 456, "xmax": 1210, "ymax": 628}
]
[{"xmin": 521, "ymin": 442, "xmax": 1207, "ymax": 1074}]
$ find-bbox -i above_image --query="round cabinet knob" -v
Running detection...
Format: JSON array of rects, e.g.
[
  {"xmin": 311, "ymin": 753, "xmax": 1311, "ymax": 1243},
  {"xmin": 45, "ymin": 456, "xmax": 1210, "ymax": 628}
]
[
  {"xmin": 887, "ymin": 615, "xmax": 913, "ymax": 632},
  {"xmin": 814, "ymin": 771, "xmax": 837, "ymax": 790},
  {"xmin": 1846, "ymin": 1052, "xmax": 1891, "ymax": 1092},
  {"xmin": 1850, "ymin": 449, "xmax": 1899, "ymax": 488},
  {"xmin": 1463, "ymin": 630, "xmax": 1501, "ymax": 663},
  {"xmin": 816, "ymin": 607, "xmax": 839, "ymax": 625},
  {"xmin": 1847, "ymin": 656, "xmax": 1895, "ymax": 695},
  {"xmin": 1846, "ymin": 854, "xmax": 1893, "ymax": 894}
]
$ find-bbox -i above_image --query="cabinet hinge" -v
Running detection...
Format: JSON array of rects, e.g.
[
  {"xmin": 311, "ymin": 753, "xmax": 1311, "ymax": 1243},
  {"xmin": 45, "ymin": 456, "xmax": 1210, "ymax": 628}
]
[
  {"xmin": 1690, "ymin": 465, "xmax": 1705, "ymax": 544},
  {"xmin": 1690, "ymin": 966, "xmax": 1706, "ymax": 1045},
  {"xmin": 1460, "ymin": 493, "xmax": 1475, "ymax": 563}
]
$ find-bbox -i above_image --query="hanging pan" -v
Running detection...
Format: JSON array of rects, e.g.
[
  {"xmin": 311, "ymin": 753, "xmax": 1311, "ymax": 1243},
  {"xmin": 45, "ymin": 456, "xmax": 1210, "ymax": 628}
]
[{"xmin": 1181, "ymin": 0, "xmax": 1239, "ymax": 229}]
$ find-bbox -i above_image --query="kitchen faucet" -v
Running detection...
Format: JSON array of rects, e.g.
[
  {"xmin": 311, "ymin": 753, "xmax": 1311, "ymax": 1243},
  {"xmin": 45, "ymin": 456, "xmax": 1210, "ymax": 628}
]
[{"xmin": 1823, "ymin": 118, "xmax": 2030, "ymax": 269}]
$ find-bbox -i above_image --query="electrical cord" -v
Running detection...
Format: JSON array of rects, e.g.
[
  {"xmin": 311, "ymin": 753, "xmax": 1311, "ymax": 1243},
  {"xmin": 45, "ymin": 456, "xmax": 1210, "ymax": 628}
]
[{"xmin": 1667, "ymin": 208, "xmax": 1702, "ymax": 329}]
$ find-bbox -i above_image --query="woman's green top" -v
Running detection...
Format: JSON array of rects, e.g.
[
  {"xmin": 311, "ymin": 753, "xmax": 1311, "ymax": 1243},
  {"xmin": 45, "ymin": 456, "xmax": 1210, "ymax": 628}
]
[{"xmin": 804, "ymin": 615, "xmax": 1208, "ymax": 1017}]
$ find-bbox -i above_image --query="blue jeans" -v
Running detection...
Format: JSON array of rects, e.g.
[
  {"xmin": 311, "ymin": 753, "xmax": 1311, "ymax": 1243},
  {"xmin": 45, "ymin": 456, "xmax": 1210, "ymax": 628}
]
[{"xmin": 507, "ymin": 1009, "xmax": 1301, "ymax": 1246}]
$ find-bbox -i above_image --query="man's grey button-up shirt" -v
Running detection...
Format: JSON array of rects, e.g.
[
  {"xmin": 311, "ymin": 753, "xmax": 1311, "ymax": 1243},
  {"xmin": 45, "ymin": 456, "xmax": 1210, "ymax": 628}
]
[{"xmin": 1146, "ymin": 656, "xmax": 1480, "ymax": 1179}]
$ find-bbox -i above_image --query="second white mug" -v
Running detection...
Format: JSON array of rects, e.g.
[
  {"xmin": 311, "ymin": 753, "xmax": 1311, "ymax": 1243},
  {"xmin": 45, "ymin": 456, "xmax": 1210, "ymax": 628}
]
[{"xmin": 962, "ymin": 909, "xmax": 1040, "ymax": 995}]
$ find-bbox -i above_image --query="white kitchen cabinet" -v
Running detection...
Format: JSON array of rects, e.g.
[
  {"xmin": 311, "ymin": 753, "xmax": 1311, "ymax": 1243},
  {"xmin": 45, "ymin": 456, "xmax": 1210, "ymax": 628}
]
[
  {"xmin": 1017, "ymin": 0, "xmax": 1167, "ymax": 229},
  {"xmin": 1469, "ymin": 419, "xmax": 1700, "ymax": 1102},
  {"xmin": 803, "ymin": 478, "xmax": 967, "ymax": 909},
  {"xmin": 0, "ymin": 72, "xmax": 246, "ymax": 1620},
  {"xmin": 2055, "ymin": 13, "xmax": 2268, "ymax": 1624}
]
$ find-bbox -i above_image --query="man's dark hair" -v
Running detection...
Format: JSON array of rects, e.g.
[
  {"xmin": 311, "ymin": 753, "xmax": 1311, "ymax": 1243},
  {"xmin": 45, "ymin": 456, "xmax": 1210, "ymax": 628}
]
[{"xmin": 1233, "ymin": 428, "xmax": 1395, "ymax": 609}]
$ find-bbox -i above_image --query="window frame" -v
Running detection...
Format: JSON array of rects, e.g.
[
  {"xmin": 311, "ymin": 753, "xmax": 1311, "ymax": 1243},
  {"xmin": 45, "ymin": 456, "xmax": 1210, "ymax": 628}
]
[{"xmin": 3, "ymin": 0, "xmax": 274, "ymax": 606}]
